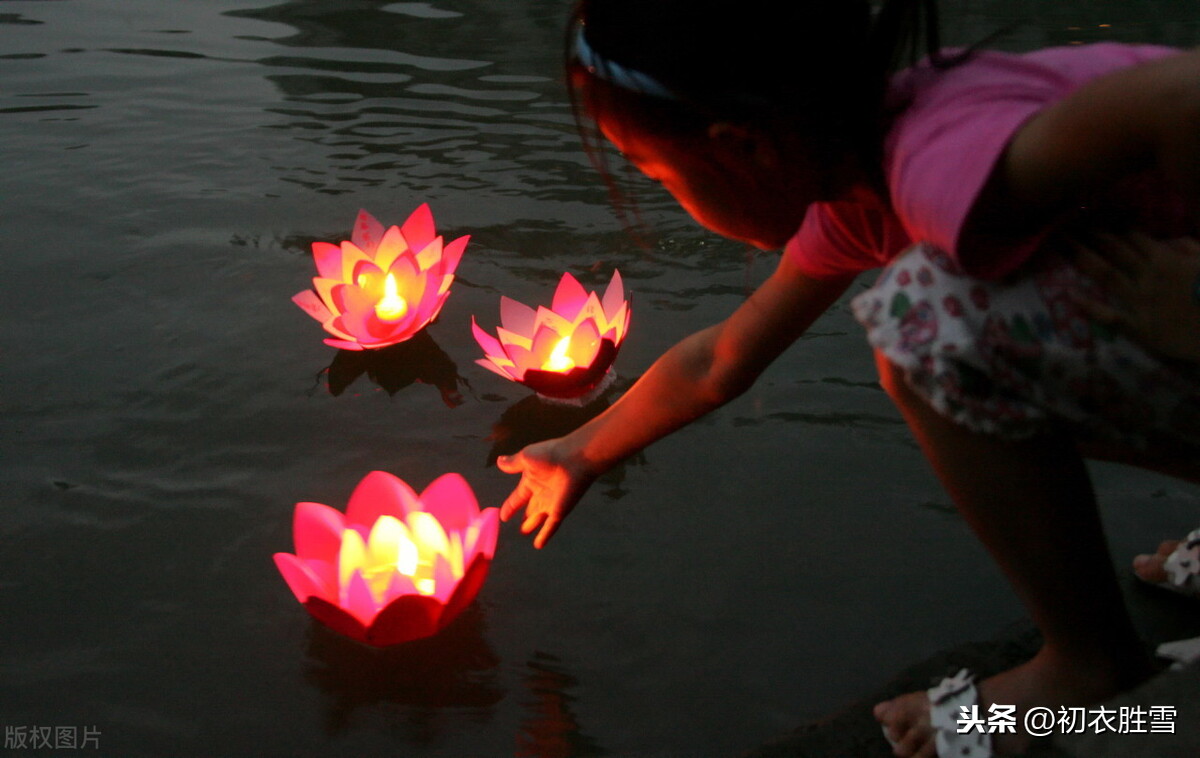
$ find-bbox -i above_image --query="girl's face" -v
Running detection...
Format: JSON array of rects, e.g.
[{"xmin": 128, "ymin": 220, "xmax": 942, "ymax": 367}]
[{"xmin": 602, "ymin": 118, "xmax": 824, "ymax": 250}]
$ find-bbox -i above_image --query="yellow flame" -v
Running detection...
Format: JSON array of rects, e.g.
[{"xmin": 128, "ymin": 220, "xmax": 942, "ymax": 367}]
[
  {"xmin": 543, "ymin": 335, "xmax": 575, "ymax": 372},
  {"xmin": 344, "ymin": 514, "xmax": 456, "ymax": 601},
  {"xmin": 375, "ymin": 273, "xmax": 408, "ymax": 320}
]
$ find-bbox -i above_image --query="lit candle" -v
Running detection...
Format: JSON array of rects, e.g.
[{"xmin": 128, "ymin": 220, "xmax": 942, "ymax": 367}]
[
  {"xmin": 375, "ymin": 272, "xmax": 408, "ymax": 321},
  {"xmin": 543, "ymin": 335, "xmax": 575, "ymax": 372}
]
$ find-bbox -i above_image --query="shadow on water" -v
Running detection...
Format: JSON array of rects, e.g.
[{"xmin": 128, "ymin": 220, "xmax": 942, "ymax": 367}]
[
  {"xmin": 485, "ymin": 382, "xmax": 641, "ymax": 499},
  {"xmin": 514, "ymin": 651, "xmax": 607, "ymax": 758},
  {"xmin": 303, "ymin": 604, "xmax": 502, "ymax": 739},
  {"xmin": 485, "ymin": 393, "xmax": 610, "ymax": 467},
  {"xmin": 317, "ymin": 329, "xmax": 466, "ymax": 405}
]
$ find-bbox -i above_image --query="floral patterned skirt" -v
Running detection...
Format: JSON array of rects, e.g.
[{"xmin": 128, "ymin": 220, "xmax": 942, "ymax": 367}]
[{"xmin": 851, "ymin": 244, "xmax": 1200, "ymax": 450}]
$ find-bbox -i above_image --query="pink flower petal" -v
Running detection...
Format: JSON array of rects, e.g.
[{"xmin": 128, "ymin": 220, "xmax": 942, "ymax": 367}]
[
  {"xmin": 471, "ymin": 317, "xmax": 506, "ymax": 359},
  {"xmin": 501, "ymin": 343, "xmax": 533, "ymax": 376},
  {"xmin": 386, "ymin": 254, "xmax": 423, "ymax": 295},
  {"xmin": 431, "ymin": 554, "xmax": 457, "ymax": 603},
  {"xmin": 293, "ymin": 501, "xmax": 346, "ymax": 564},
  {"xmin": 400, "ymin": 203, "xmax": 436, "ymax": 251},
  {"xmin": 374, "ymin": 224, "xmax": 409, "ymax": 272},
  {"xmin": 382, "ymin": 570, "xmax": 419, "ymax": 605},
  {"xmin": 576, "ymin": 292, "xmax": 606, "ymax": 325},
  {"xmin": 532, "ymin": 306, "xmax": 573, "ymax": 336},
  {"xmin": 324, "ymin": 338, "xmax": 364, "ymax": 351},
  {"xmin": 407, "ymin": 275, "xmax": 445, "ymax": 327},
  {"xmin": 313, "ymin": 278, "xmax": 344, "ymax": 316},
  {"xmin": 312, "ymin": 241, "xmax": 344, "ymax": 280},
  {"xmin": 274, "ymin": 552, "xmax": 330, "ymax": 603},
  {"xmin": 571, "ymin": 319, "xmax": 603, "ymax": 365},
  {"xmin": 367, "ymin": 594, "xmax": 442, "ymax": 647},
  {"xmin": 303, "ymin": 596, "xmax": 368, "ymax": 643},
  {"xmin": 437, "ymin": 554, "xmax": 491, "ymax": 632},
  {"xmin": 552, "ymin": 272, "xmax": 589, "ymax": 321},
  {"xmin": 338, "ymin": 242, "xmax": 374, "ymax": 284},
  {"xmin": 466, "ymin": 507, "xmax": 500, "ymax": 562},
  {"xmin": 531, "ymin": 324, "xmax": 566, "ymax": 362},
  {"xmin": 602, "ymin": 269, "xmax": 625, "ymax": 317},
  {"xmin": 345, "ymin": 470, "xmax": 420, "ymax": 527},
  {"xmin": 339, "ymin": 308, "xmax": 373, "ymax": 346},
  {"xmin": 320, "ymin": 317, "xmax": 355, "ymax": 342},
  {"xmin": 414, "ymin": 236, "xmax": 443, "ymax": 272},
  {"xmin": 496, "ymin": 326, "xmax": 533, "ymax": 351},
  {"xmin": 439, "ymin": 235, "xmax": 469, "ymax": 276},
  {"xmin": 475, "ymin": 357, "xmax": 517, "ymax": 380},
  {"xmin": 303, "ymin": 557, "xmax": 338, "ymax": 599},
  {"xmin": 293, "ymin": 289, "xmax": 331, "ymax": 323},
  {"xmin": 343, "ymin": 570, "xmax": 379, "ymax": 626},
  {"xmin": 418, "ymin": 473, "xmax": 479, "ymax": 534},
  {"xmin": 500, "ymin": 296, "xmax": 537, "ymax": 335},
  {"xmin": 610, "ymin": 302, "xmax": 631, "ymax": 341},
  {"xmin": 352, "ymin": 209, "xmax": 385, "ymax": 255}
]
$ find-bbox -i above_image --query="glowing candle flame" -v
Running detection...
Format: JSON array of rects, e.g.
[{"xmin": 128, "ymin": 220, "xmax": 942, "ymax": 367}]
[
  {"xmin": 543, "ymin": 335, "xmax": 575, "ymax": 372},
  {"xmin": 375, "ymin": 273, "xmax": 408, "ymax": 321}
]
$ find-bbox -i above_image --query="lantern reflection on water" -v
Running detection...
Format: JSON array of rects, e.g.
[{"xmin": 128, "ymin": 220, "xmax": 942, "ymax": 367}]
[
  {"xmin": 292, "ymin": 205, "xmax": 468, "ymax": 350},
  {"xmin": 472, "ymin": 270, "xmax": 631, "ymax": 400},
  {"xmin": 274, "ymin": 471, "xmax": 498, "ymax": 647}
]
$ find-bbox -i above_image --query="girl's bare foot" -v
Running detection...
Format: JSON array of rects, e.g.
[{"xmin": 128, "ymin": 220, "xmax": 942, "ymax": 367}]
[{"xmin": 873, "ymin": 646, "xmax": 1152, "ymax": 757}]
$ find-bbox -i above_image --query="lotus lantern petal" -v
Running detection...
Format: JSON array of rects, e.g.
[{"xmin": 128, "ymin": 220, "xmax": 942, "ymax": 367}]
[
  {"xmin": 274, "ymin": 471, "xmax": 499, "ymax": 647},
  {"xmin": 472, "ymin": 270, "xmax": 631, "ymax": 399},
  {"xmin": 293, "ymin": 205, "xmax": 468, "ymax": 350}
]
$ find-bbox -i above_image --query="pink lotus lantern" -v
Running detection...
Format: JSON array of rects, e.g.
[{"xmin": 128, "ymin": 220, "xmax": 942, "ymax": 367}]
[
  {"xmin": 472, "ymin": 270, "xmax": 630, "ymax": 400},
  {"xmin": 274, "ymin": 471, "xmax": 499, "ymax": 647},
  {"xmin": 292, "ymin": 205, "xmax": 468, "ymax": 350}
]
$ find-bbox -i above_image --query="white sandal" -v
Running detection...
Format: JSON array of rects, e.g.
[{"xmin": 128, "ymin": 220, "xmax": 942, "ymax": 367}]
[
  {"xmin": 882, "ymin": 669, "xmax": 993, "ymax": 758},
  {"xmin": 1155, "ymin": 528, "xmax": 1200, "ymax": 596},
  {"xmin": 928, "ymin": 669, "xmax": 993, "ymax": 757}
]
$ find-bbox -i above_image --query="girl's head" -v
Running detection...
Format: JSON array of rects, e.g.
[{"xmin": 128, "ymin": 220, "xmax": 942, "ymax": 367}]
[{"xmin": 566, "ymin": 0, "xmax": 940, "ymax": 247}]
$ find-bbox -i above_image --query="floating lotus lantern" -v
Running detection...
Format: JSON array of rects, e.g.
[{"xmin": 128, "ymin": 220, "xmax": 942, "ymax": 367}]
[
  {"xmin": 472, "ymin": 270, "xmax": 631, "ymax": 400},
  {"xmin": 274, "ymin": 471, "xmax": 498, "ymax": 647},
  {"xmin": 292, "ymin": 205, "xmax": 468, "ymax": 350}
]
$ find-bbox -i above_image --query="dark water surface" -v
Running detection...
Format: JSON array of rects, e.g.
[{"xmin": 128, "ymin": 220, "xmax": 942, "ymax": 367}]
[{"xmin": 3, "ymin": 2, "xmax": 1198, "ymax": 756}]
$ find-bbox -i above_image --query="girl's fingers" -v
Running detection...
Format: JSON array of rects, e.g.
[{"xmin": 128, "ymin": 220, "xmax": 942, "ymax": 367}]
[
  {"xmin": 501, "ymin": 480, "xmax": 532, "ymax": 521},
  {"xmin": 533, "ymin": 513, "xmax": 562, "ymax": 550},
  {"xmin": 521, "ymin": 506, "xmax": 546, "ymax": 535},
  {"xmin": 496, "ymin": 452, "xmax": 525, "ymax": 474}
]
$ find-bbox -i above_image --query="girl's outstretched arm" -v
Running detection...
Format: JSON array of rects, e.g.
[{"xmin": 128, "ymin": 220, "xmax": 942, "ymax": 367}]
[{"xmin": 498, "ymin": 255, "xmax": 854, "ymax": 548}]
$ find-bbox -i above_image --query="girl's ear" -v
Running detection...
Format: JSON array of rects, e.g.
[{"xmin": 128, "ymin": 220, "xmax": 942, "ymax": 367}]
[{"xmin": 706, "ymin": 122, "xmax": 781, "ymax": 169}]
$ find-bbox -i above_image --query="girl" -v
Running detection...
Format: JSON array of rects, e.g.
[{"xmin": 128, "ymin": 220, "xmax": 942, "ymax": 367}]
[{"xmin": 498, "ymin": 1, "xmax": 1200, "ymax": 755}]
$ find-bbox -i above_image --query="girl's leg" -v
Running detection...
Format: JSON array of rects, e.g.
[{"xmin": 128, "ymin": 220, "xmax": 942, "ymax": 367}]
[{"xmin": 872, "ymin": 352, "xmax": 1153, "ymax": 757}]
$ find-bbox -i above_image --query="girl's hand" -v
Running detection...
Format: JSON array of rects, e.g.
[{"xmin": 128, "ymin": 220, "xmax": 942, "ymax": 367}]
[
  {"xmin": 1073, "ymin": 232, "xmax": 1200, "ymax": 362},
  {"xmin": 497, "ymin": 438, "xmax": 599, "ymax": 549}
]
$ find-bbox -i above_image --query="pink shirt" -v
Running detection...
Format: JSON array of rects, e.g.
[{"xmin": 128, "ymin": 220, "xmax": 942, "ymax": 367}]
[{"xmin": 786, "ymin": 43, "xmax": 1186, "ymax": 280}]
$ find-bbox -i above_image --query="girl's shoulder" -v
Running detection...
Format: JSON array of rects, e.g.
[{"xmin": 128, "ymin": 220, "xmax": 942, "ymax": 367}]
[
  {"xmin": 889, "ymin": 43, "xmax": 1185, "ymax": 112},
  {"xmin": 882, "ymin": 43, "xmax": 1187, "ymax": 279}
]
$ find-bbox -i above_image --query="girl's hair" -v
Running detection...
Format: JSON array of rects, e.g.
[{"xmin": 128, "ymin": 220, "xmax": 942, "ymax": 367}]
[{"xmin": 565, "ymin": 0, "xmax": 955, "ymax": 230}]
